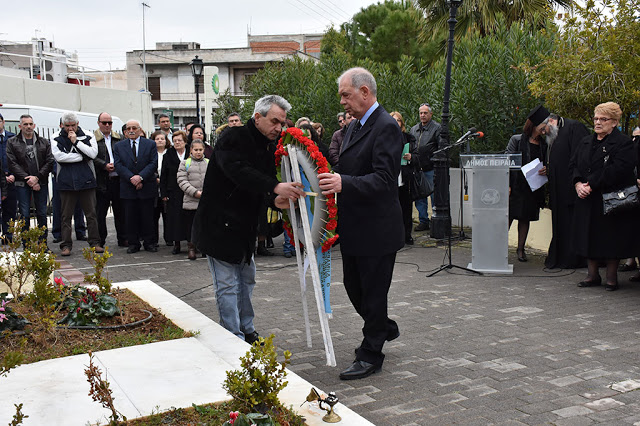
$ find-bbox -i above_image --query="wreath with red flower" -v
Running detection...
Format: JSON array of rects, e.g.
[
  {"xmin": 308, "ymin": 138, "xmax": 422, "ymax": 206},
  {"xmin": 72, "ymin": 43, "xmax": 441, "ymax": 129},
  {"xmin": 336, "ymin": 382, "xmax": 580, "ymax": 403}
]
[{"xmin": 275, "ymin": 127, "xmax": 339, "ymax": 252}]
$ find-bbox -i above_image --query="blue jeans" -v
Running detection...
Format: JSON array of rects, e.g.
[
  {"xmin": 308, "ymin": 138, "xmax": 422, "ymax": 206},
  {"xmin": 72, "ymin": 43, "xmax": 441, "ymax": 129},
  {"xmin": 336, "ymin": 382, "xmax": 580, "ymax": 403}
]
[
  {"xmin": 283, "ymin": 231, "xmax": 294, "ymax": 254},
  {"xmin": 414, "ymin": 170, "xmax": 435, "ymax": 225},
  {"xmin": 207, "ymin": 255, "xmax": 256, "ymax": 339},
  {"xmin": 16, "ymin": 183, "xmax": 49, "ymax": 240}
]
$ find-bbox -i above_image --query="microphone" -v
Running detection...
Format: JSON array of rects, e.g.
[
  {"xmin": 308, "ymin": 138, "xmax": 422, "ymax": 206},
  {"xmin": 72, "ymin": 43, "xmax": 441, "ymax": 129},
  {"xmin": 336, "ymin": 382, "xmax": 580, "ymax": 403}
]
[
  {"xmin": 469, "ymin": 131, "xmax": 484, "ymax": 138},
  {"xmin": 455, "ymin": 127, "xmax": 476, "ymax": 144}
]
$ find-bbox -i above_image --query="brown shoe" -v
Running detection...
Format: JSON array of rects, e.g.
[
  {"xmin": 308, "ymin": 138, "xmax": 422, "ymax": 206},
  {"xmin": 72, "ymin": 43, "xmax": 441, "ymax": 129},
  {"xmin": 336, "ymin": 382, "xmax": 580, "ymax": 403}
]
[
  {"xmin": 187, "ymin": 243, "xmax": 197, "ymax": 261},
  {"xmin": 94, "ymin": 246, "xmax": 105, "ymax": 253},
  {"xmin": 60, "ymin": 247, "xmax": 71, "ymax": 256}
]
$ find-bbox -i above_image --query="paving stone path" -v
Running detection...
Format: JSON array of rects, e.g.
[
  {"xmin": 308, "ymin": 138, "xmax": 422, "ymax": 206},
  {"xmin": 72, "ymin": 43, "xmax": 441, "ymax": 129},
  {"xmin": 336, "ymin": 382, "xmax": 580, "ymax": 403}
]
[{"xmin": 57, "ymin": 219, "xmax": 640, "ymax": 425}]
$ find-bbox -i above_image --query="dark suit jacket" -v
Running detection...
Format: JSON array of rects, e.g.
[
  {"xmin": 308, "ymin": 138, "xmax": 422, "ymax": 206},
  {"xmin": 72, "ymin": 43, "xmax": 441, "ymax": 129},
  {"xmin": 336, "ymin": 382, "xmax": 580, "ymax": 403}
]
[
  {"xmin": 113, "ymin": 137, "xmax": 158, "ymax": 199},
  {"xmin": 336, "ymin": 105, "xmax": 404, "ymax": 256},
  {"xmin": 93, "ymin": 131, "xmax": 122, "ymax": 192}
]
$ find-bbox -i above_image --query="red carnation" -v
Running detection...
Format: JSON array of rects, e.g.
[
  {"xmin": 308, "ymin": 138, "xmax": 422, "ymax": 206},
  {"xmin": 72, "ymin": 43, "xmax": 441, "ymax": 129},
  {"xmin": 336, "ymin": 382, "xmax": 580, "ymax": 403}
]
[{"xmin": 326, "ymin": 219, "xmax": 337, "ymax": 231}]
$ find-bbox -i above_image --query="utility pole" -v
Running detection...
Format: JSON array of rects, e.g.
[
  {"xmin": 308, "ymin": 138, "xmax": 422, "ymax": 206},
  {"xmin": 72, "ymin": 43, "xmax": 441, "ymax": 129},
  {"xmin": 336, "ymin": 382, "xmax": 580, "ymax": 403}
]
[{"xmin": 142, "ymin": 2, "xmax": 150, "ymax": 93}]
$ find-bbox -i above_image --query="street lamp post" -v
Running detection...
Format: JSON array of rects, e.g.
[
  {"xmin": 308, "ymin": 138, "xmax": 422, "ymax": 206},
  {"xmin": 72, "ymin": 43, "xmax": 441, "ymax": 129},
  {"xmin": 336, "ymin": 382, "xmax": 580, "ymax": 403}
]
[
  {"xmin": 431, "ymin": 0, "xmax": 462, "ymax": 239},
  {"xmin": 190, "ymin": 55, "xmax": 204, "ymax": 125}
]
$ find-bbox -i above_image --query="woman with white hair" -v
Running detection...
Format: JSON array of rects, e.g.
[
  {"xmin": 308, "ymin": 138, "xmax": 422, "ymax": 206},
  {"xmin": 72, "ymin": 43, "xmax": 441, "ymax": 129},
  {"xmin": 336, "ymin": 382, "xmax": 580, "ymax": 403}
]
[{"xmin": 571, "ymin": 102, "xmax": 638, "ymax": 291}]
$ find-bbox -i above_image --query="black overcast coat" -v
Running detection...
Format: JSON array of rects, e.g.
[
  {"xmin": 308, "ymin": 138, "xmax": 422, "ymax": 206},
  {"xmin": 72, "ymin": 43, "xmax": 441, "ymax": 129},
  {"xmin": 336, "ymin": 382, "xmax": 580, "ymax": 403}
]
[
  {"xmin": 192, "ymin": 118, "xmax": 279, "ymax": 264},
  {"xmin": 570, "ymin": 127, "xmax": 639, "ymax": 259}
]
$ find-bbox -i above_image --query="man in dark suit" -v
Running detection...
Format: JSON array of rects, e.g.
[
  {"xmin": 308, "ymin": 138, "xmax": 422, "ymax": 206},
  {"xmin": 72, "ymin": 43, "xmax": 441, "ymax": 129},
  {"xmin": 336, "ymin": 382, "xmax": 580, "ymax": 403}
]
[
  {"xmin": 93, "ymin": 112, "xmax": 126, "ymax": 247},
  {"xmin": 113, "ymin": 119, "xmax": 158, "ymax": 253},
  {"xmin": 318, "ymin": 67, "xmax": 404, "ymax": 380},
  {"xmin": 0, "ymin": 113, "xmax": 17, "ymax": 243}
]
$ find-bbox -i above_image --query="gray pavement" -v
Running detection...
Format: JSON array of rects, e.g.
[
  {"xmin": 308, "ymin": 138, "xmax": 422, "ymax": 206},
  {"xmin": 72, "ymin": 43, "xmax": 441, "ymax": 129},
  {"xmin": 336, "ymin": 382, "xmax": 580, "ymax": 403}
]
[{"xmin": 57, "ymin": 219, "xmax": 640, "ymax": 425}]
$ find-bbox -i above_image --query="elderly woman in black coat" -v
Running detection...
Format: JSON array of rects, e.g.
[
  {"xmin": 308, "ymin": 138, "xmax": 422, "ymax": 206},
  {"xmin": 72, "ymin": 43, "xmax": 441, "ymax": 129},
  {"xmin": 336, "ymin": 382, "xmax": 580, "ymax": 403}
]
[
  {"xmin": 160, "ymin": 130, "xmax": 188, "ymax": 254},
  {"xmin": 506, "ymin": 105, "xmax": 549, "ymax": 262},
  {"xmin": 571, "ymin": 102, "xmax": 637, "ymax": 291}
]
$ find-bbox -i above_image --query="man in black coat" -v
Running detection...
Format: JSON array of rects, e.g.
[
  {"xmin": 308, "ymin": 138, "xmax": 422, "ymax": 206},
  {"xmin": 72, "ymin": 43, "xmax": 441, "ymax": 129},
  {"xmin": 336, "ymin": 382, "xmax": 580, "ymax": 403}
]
[
  {"xmin": 93, "ymin": 112, "xmax": 126, "ymax": 247},
  {"xmin": 192, "ymin": 95, "xmax": 304, "ymax": 344},
  {"xmin": 543, "ymin": 113, "xmax": 589, "ymax": 269},
  {"xmin": 113, "ymin": 119, "xmax": 158, "ymax": 253},
  {"xmin": 319, "ymin": 67, "xmax": 404, "ymax": 380}
]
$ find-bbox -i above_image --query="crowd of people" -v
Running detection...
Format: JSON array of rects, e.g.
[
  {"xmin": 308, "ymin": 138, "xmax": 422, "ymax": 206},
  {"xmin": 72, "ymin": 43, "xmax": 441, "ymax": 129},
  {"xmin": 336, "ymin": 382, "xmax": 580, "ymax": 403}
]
[
  {"xmin": 0, "ymin": 111, "xmax": 241, "ymax": 259},
  {"xmin": 1, "ymin": 71, "xmax": 638, "ymax": 380},
  {"xmin": 507, "ymin": 103, "xmax": 640, "ymax": 291}
]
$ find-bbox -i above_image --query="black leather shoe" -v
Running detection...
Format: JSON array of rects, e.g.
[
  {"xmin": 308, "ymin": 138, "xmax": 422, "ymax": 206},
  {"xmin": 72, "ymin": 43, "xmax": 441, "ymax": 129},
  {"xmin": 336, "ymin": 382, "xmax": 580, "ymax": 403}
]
[
  {"xmin": 517, "ymin": 249, "xmax": 527, "ymax": 262},
  {"xmin": 339, "ymin": 360, "xmax": 381, "ymax": 380},
  {"xmin": 605, "ymin": 283, "xmax": 619, "ymax": 291},
  {"xmin": 256, "ymin": 246, "xmax": 274, "ymax": 256},
  {"xmin": 619, "ymin": 263, "xmax": 637, "ymax": 272},
  {"xmin": 145, "ymin": 245, "xmax": 158, "ymax": 252},
  {"xmin": 76, "ymin": 235, "xmax": 87, "ymax": 241},
  {"xmin": 577, "ymin": 278, "xmax": 601, "ymax": 287},
  {"xmin": 405, "ymin": 237, "xmax": 414, "ymax": 245},
  {"xmin": 244, "ymin": 331, "xmax": 261, "ymax": 345},
  {"xmin": 127, "ymin": 246, "xmax": 140, "ymax": 254},
  {"xmin": 414, "ymin": 222, "xmax": 429, "ymax": 232}
]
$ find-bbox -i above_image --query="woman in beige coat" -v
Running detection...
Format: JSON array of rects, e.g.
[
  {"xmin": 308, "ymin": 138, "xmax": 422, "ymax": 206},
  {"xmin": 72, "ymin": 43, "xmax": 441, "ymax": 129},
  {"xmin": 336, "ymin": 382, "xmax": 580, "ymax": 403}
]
[{"xmin": 177, "ymin": 140, "xmax": 208, "ymax": 260}]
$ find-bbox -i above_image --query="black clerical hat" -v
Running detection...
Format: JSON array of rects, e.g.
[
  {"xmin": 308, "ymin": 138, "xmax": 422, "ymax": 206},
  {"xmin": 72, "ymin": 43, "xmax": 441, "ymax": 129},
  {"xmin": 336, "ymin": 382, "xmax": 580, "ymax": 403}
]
[{"xmin": 527, "ymin": 104, "xmax": 550, "ymax": 126}]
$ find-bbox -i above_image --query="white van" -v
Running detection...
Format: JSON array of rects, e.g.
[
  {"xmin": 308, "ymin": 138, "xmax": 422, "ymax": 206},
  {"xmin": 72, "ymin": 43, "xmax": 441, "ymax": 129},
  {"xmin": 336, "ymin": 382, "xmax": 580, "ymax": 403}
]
[{"xmin": 0, "ymin": 103, "xmax": 124, "ymax": 139}]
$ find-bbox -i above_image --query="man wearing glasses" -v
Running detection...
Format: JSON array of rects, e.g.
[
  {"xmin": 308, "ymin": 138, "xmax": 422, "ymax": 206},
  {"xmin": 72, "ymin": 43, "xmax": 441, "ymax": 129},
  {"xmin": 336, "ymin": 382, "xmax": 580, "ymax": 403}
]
[
  {"xmin": 114, "ymin": 120, "xmax": 158, "ymax": 253},
  {"xmin": 94, "ymin": 112, "xmax": 126, "ymax": 248},
  {"xmin": 409, "ymin": 103, "xmax": 440, "ymax": 231}
]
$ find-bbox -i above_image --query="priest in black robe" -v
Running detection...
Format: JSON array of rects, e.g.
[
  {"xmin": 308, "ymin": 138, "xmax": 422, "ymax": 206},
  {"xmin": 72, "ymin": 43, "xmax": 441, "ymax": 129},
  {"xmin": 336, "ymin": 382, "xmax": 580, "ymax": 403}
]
[{"xmin": 544, "ymin": 114, "xmax": 590, "ymax": 269}]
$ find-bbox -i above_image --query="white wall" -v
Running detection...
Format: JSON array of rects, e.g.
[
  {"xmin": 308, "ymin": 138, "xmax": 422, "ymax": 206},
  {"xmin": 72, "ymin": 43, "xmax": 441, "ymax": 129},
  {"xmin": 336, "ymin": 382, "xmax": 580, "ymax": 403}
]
[{"xmin": 0, "ymin": 74, "xmax": 153, "ymax": 132}]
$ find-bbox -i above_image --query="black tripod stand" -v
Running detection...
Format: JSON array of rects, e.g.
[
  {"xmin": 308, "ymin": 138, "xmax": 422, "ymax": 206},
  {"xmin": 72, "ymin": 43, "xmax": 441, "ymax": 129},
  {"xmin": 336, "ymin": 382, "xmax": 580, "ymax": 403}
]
[{"xmin": 427, "ymin": 137, "xmax": 482, "ymax": 278}]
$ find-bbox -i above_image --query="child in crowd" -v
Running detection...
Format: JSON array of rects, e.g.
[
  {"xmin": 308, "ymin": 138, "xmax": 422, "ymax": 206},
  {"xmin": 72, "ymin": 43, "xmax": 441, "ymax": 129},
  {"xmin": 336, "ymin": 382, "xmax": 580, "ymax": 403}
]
[{"xmin": 176, "ymin": 140, "xmax": 208, "ymax": 260}]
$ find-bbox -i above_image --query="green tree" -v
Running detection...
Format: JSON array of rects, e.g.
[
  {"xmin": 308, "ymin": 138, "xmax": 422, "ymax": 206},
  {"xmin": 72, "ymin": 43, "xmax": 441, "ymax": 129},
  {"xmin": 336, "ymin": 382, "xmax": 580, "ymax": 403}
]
[
  {"xmin": 416, "ymin": 0, "xmax": 572, "ymax": 36},
  {"xmin": 530, "ymin": 0, "xmax": 640, "ymax": 131},
  {"xmin": 244, "ymin": 19, "xmax": 554, "ymax": 157},
  {"xmin": 326, "ymin": 0, "xmax": 440, "ymax": 68}
]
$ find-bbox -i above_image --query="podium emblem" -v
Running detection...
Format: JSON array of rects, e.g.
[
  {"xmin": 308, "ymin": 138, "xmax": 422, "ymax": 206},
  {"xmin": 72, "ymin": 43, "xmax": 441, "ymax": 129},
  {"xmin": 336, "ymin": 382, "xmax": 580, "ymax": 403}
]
[{"xmin": 481, "ymin": 189, "xmax": 500, "ymax": 205}]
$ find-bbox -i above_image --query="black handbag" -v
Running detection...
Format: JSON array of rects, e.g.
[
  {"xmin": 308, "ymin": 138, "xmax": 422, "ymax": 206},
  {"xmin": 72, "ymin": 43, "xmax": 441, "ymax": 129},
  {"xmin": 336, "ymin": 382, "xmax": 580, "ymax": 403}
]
[
  {"xmin": 602, "ymin": 185, "xmax": 640, "ymax": 215},
  {"xmin": 408, "ymin": 169, "xmax": 434, "ymax": 201}
]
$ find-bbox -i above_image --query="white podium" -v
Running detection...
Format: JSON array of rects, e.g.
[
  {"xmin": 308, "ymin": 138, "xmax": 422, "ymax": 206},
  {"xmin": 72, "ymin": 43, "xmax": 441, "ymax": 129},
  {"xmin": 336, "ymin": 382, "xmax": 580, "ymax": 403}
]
[{"xmin": 461, "ymin": 154, "xmax": 521, "ymax": 274}]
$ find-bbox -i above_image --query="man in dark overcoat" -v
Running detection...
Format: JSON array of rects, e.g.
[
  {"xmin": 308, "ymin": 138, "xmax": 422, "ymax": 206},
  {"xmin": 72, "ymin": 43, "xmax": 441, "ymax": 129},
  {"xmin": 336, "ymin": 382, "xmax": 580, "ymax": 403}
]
[
  {"xmin": 318, "ymin": 67, "xmax": 404, "ymax": 380},
  {"xmin": 543, "ymin": 113, "xmax": 589, "ymax": 269},
  {"xmin": 192, "ymin": 95, "xmax": 304, "ymax": 344}
]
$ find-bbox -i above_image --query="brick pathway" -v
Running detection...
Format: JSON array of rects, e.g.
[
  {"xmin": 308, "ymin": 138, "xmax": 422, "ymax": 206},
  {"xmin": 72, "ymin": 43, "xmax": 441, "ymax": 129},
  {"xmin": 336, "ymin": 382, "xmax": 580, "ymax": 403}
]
[{"xmin": 56, "ymin": 219, "xmax": 640, "ymax": 425}]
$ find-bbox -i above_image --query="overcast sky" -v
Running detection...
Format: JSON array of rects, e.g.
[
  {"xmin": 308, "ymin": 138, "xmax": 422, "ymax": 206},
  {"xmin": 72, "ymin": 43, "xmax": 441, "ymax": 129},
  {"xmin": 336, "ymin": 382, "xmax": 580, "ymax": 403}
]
[{"xmin": 2, "ymin": 0, "xmax": 380, "ymax": 71}]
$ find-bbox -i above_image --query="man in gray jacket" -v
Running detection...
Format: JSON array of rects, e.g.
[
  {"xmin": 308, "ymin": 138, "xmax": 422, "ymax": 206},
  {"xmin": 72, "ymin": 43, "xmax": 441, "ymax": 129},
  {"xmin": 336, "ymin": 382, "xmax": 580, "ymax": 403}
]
[{"xmin": 409, "ymin": 103, "xmax": 440, "ymax": 231}]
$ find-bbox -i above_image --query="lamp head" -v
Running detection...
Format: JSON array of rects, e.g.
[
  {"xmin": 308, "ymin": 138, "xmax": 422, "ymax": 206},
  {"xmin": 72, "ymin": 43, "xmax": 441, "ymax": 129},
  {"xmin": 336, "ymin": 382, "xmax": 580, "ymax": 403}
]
[{"xmin": 190, "ymin": 55, "xmax": 204, "ymax": 78}]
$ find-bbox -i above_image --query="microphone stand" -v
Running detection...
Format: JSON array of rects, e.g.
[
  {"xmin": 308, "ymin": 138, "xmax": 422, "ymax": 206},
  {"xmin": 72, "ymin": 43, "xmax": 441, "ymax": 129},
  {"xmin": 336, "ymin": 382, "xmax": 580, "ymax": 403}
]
[
  {"xmin": 427, "ymin": 134, "xmax": 482, "ymax": 277},
  {"xmin": 458, "ymin": 138, "xmax": 470, "ymax": 240}
]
